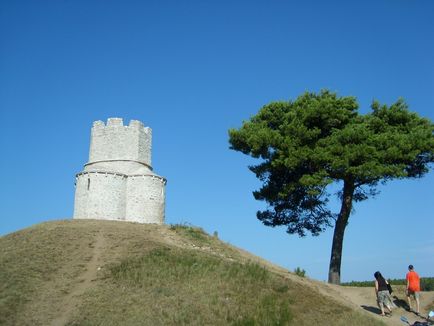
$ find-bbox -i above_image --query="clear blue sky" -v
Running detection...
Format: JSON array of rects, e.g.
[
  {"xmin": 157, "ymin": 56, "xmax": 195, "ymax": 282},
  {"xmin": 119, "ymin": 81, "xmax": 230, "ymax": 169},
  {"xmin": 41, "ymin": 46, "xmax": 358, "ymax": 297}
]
[{"xmin": 1, "ymin": 0, "xmax": 433, "ymax": 282}]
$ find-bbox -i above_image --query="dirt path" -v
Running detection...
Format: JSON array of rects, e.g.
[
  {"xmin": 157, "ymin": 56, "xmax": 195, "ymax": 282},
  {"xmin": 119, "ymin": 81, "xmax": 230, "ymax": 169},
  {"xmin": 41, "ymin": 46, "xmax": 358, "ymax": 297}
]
[
  {"xmin": 318, "ymin": 283, "xmax": 434, "ymax": 326},
  {"xmin": 49, "ymin": 231, "xmax": 105, "ymax": 326}
]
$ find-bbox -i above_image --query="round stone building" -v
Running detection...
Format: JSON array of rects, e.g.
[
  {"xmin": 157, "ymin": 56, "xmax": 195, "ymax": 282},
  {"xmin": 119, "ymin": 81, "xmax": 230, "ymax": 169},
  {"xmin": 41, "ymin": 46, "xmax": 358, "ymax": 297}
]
[{"xmin": 73, "ymin": 118, "xmax": 166, "ymax": 224}]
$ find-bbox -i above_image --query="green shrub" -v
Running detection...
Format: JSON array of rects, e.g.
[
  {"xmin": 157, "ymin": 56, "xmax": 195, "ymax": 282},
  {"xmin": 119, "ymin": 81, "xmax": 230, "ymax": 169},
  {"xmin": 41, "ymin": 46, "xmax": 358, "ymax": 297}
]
[
  {"xmin": 421, "ymin": 277, "xmax": 434, "ymax": 291},
  {"xmin": 294, "ymin": 267, "xmax": 306, "ymax": 278},
  {"xmin": 342, "ymin": 277, "xmax": 434, "ymax": 291}
]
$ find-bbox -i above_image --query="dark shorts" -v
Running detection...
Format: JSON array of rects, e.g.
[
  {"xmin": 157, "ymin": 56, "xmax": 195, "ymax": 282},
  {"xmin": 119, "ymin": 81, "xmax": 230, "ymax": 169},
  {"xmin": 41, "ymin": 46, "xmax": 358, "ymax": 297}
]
[{"xmin": 407, "ymin": 290, "xmax": 420, "ymax": 300}]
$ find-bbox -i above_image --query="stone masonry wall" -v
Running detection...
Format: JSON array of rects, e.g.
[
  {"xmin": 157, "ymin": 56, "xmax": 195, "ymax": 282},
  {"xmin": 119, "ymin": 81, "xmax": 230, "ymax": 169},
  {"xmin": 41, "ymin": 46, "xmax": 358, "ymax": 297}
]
[
  {"xmin": 89, "ymin": 118, "xmax": 152, "ymax": 167},
  {"xmin": 125, "ymin": 175, "xmax": 165, "ymax": 223}
]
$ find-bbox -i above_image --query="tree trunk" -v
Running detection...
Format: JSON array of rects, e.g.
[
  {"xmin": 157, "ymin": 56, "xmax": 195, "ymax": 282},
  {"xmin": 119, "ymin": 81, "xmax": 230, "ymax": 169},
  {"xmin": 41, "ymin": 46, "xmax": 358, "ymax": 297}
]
[{"xmin": 328, "ymin": 180, "xmax": 354, "ymax": 284}]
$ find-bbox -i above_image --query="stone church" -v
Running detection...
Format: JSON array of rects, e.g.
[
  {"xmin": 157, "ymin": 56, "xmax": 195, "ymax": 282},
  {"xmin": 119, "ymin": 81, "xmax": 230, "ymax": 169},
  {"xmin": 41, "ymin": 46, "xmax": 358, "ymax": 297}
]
[{"xmin": 73, "ymin": 118, "xmax": 166, "ymax": 224}]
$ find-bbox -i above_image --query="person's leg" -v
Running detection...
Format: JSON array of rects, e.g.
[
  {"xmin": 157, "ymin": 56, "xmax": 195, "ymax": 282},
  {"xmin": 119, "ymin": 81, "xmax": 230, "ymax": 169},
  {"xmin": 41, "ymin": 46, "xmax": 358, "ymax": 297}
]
[
  {"xmin": 384, "ymin": 298, "xmax": 392, "ymax": 314},
  {"xmin": 386, "ymin": 304, "xmax": 393, "ymax": 314},
  {"xmin": 415, "ymin": 292, "xmax": 420, "ymax": 314},
  {"xmin": 378, "ymin": 292, "xmax": 387, "ymax": 316},
  {"xmin": 379, "ymin": 302, "xmax": 385, "ymax": 316},
  {"xmin": 407, "ymin": 291, "xmax": 413, "ymax": 311},
  {"xmin": 387, "ymin": 294, "xmax": 395, "ymax": 310}
]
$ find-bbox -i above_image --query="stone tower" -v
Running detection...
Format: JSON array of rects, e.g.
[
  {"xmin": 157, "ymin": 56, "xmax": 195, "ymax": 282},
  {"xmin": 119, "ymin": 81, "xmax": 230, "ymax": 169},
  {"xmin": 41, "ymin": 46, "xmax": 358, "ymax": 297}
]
[{"xmin": 73, "ymin": 118, "xmax": 166, "ymax": 224}]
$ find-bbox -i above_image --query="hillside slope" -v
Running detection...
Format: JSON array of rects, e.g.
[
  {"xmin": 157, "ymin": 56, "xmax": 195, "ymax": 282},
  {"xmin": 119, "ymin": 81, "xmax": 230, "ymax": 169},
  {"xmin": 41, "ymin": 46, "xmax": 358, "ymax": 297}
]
[{"xmin": 0, "ymin": 220, "xmax": 392, "ymax": 325}]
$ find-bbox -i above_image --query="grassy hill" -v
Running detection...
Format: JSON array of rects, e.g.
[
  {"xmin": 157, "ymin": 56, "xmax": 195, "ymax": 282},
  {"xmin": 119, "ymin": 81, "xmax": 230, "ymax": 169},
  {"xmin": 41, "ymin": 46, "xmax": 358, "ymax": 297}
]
[{"xmin": 0, "ymin": 220, "xmax": 385, "ymax": 326}]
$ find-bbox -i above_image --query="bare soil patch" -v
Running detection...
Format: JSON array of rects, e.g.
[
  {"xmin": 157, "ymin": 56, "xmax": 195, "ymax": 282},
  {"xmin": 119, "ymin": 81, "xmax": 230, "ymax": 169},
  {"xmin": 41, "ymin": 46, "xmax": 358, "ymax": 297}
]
[{"xmin": 49, "ymin": 231, "xmax": 105, "ymax": 326}]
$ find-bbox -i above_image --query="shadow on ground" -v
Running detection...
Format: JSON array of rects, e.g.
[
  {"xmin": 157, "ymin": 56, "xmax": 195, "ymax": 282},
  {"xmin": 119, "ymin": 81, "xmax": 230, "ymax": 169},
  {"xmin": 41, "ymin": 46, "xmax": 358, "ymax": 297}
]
[
  {"xmin": 392, "ymin": 295, "xmax": 410, "ymax": 310},
  {"xmin": 361, "ymin": 305, "xmax": 382, "ymax": 315}
]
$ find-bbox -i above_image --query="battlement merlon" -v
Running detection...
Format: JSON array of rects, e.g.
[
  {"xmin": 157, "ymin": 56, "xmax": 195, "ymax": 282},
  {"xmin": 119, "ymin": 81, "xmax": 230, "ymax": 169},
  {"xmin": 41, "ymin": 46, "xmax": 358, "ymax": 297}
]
[
  {"xmin": 92, "ymin": 118, "xmax": 151, "ymax": 131},
  {"xmin": 88, "ymin": 118, "xmax": 152, "ymax": 166}
]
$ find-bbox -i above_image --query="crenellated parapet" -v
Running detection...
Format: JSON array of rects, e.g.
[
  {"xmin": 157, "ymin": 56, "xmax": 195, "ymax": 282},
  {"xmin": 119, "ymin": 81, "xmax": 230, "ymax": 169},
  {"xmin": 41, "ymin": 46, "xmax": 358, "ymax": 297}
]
[
  {"xmin": 73, "ymin": 118, "xmax": 166, "ymax": 224},
  {"xmin": 89, "ymin": 118, "xmax": 152, "ymax": 168}
]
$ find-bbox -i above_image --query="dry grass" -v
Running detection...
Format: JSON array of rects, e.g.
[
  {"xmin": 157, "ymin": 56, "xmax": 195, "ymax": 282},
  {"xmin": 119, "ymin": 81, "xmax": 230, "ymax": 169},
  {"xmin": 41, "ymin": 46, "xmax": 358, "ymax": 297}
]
[{"xmin": 0, "ymin": 220, "xmax": 385, "ymax": 326}]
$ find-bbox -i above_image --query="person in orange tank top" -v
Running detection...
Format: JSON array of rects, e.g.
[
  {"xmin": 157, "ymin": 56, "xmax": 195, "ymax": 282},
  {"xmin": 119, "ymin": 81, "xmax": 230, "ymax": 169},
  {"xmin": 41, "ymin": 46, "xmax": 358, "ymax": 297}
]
[{"xmin": 406, "ymin": 264, "xmax": 421, "ymax": 314}]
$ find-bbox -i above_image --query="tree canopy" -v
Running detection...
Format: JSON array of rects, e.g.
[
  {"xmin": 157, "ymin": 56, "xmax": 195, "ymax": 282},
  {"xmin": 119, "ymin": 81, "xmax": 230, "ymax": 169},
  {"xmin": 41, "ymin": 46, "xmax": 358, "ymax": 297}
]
[{"xmin": 228, "ymin": 90, "xmax": 434, "ymax": 284}]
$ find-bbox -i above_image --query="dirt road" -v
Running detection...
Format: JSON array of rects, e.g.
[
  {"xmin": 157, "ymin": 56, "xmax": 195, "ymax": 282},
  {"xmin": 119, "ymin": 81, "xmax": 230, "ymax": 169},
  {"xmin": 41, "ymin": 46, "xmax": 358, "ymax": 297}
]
[{"xmin": 325, "ymin": 284, "xmax": 434, "ymax": 325}]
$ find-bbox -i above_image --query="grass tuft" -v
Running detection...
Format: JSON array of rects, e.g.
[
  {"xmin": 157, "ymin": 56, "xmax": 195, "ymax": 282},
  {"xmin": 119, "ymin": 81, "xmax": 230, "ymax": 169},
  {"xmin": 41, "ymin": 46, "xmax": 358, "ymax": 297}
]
[{"xmin": 169, "ymin": 223, "xmax": 211, "ymax": 245}]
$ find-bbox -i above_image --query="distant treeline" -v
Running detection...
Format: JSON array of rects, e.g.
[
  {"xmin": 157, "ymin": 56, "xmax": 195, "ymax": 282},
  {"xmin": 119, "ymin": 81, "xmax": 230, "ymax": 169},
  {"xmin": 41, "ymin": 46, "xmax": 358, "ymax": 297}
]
[{"xmin": 342, "ymin": 277, "xmax": 434, "ymax": 291}]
